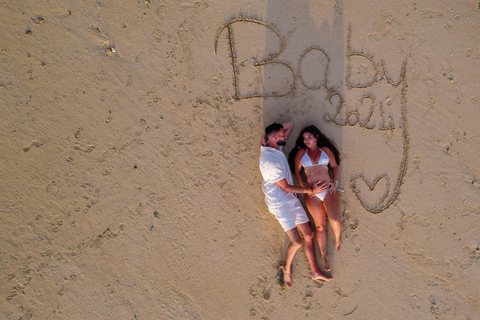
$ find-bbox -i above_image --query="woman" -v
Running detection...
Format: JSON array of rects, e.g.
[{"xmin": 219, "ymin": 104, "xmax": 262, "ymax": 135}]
[{"xmin": 289, "ymin": 125, "xmax": 341, "ymax": 272}]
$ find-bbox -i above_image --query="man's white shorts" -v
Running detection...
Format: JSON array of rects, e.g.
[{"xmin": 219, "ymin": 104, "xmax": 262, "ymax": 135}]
[{"xmin": 270, "ymin": 198, "xmax": 309, "ymax": 231}]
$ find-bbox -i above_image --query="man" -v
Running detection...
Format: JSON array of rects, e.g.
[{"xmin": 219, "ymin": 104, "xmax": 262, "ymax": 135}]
[{"xmin": 259, "ymin": 121, "xmax": 333, "ymax": 288}]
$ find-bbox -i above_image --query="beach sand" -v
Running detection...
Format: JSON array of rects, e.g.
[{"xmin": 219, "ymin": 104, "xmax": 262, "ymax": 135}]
[{"xmin": 1, "ymin": 0, "xmax": 479, "ymax": 318}]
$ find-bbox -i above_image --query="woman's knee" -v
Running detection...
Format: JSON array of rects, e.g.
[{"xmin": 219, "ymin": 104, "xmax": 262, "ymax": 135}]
[{"xmin": 315, "ymin": 223, "xmax": 327, "ymax": 232}]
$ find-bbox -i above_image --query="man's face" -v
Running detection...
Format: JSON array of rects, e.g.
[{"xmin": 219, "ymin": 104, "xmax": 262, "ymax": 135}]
[{"xmin": 276, "ymin": 128, "xmax": 287, "ymax": 146}]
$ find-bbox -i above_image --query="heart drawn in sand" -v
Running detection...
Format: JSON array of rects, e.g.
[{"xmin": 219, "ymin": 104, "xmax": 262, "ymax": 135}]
[{"xmin": 351, "ymin": 175, "xmax": 391, "ymax": 212}]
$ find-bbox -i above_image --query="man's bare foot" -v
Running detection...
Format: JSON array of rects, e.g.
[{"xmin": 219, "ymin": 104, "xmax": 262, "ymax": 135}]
[
  {"xmin": 323, "ymin": 257, "xmax": 331, "ymax": 272},
  {"xmin": 312, "ymin": 272, "xmax": 333, "ymax": 282},
  {"xmin": 282, "ymin": 267, "xmax": 293, "ymax": 288},
  {"xmin": 336, "ymin": 239, "xmax": 342, "ymax": 251}
]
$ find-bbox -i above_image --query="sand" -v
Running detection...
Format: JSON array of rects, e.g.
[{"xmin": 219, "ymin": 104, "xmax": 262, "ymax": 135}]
[{"xmin": 1, "ymin": 0, "xmax": 479, "ymax": 318}]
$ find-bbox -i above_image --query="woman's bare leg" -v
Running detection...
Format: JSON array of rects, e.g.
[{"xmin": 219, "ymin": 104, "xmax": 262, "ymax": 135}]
[
  {"xmin": 295, "ymin": 222, "xmax": 333, "ymax": 281},
  {"xmin": 306, "ymin": 195, "xmax": 330, "ymax": 271},
  {"xmin": 324, "ymin": 192, "xmax": 342, "ymax": 250}
]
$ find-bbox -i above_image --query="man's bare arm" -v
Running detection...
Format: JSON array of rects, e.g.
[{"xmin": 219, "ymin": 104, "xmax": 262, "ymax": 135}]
[
  {"xmin": 276, "ymin": 178, "xmax": 329, "ymax": 194},
  {"xmin": 282, "ymin": 121, "xmax": 293, "ymax": 139}
]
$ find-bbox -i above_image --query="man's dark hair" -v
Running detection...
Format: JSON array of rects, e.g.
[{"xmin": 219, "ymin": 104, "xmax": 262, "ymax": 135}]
[{"xmin": 265, "ymin": 123, "xmax": 283, "ymax": 136}]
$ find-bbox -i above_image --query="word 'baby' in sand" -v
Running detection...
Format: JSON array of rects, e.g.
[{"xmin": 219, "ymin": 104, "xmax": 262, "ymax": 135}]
[
  {"xmin": 325, "ymin": 25, "xmax": 409, "ymax": 214},
  {"xmin": 215, "ymin": 18, "xmax": 409, "ymax": 214}
]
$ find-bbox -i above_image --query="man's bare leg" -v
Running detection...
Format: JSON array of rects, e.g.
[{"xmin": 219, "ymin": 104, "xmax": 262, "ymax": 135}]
[
  {"xmin": 296, "ymin": 222, "xmax": 333, "ymax": 282},
  {"xmin": 283, "ymin": 228, "xmax": 303, "ymax": 288}
]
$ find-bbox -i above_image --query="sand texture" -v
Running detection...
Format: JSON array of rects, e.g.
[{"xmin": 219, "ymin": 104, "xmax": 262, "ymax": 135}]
[{"xmin": 1, "ymin": 0, "xmax": 480, "ymax": 319}]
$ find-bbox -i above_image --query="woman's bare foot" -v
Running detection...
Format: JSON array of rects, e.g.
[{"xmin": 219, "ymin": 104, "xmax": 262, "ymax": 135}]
[
  {"xmin": 336, "ymin": 239, "xmax": 342, "ymax": 251},
  {"xmin": 312, "ymin": 272, "xmax": 333, "ymax": 282},
  {"xmin": 282, "ymin": 267, "xmax": 293, "ymax": 288},
  {"xmin": 323, "ymin": 256, "xmax": 331, "ymax": 272}
]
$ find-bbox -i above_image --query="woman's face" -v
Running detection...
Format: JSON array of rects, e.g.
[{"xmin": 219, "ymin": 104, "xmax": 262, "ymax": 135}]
[{"xmin": 303, "ymin": 132, "xmax": 317, "ymax": 148}]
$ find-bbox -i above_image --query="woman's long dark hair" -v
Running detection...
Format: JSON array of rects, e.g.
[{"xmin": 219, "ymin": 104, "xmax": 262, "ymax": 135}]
[{"xmin": 288, "ymin": 125, "xmax": 341, "ymax": 172}]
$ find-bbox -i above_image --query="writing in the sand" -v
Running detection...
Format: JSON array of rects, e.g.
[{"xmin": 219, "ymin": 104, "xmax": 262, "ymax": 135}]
[
  {"xmin": 340, "ymin": 25, "xmax": 409, "ymax": 214},
  {"xmin": 215, "ymin": 18, "xmax": 409, "ymax": 214}
]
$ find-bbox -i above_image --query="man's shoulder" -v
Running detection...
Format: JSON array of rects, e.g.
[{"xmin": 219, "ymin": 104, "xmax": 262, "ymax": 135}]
[
  {"xmin": 260, "ymin": 146, "xmax": 284, "ymax": 154},
  {"xmin": 260, "ymin": 146, "xmax": 288, "ymax": 174},
  {"xmin": 260, "ymin": 146, "xmax": 283, "ymax": 161}
]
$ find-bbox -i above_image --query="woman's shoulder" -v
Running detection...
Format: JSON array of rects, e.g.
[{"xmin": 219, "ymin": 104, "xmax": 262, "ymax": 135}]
[
  {"xmin": 320, "ymin": 146, "xmax": 333, "ymax": 155},
  {"xmin": 294, "ymin": 148, "xmax": 307, "ymax": 159},
  {"xmin": 320, "ymin": 146, "xmax": 339, "ymax": 166}
]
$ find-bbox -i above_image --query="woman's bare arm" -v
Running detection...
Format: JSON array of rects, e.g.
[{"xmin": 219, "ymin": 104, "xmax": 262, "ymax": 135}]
[
  {"xmin": 294, "ymin": 149, "xmax": 307, "ymax": 187},
  {"xmin": 323, "ymin": 147, "xmax": 339, "ymax": 192}
]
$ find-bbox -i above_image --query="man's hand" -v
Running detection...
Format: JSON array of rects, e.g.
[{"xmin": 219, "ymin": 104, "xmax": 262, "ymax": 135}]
[
  {"xmin": 282, "ymin": 121, "xmax": 293, "ymax": 138},
  {"xmin": 312, "ymin": 181, "xmax": 330, "ymax": 194},
  {"xmin": 261, "ymin": 134, "xmax": 268, "ymax": 146}
]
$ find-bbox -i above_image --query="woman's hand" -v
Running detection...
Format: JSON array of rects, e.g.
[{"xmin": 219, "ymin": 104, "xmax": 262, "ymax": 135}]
[{"xmin": 328, "ymin": 181, "xmax": 338, "ymax": 194}]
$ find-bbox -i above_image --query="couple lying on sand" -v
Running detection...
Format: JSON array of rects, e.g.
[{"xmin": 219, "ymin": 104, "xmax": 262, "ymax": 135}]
[{"xmin": 259, "ymin": 121, "xmax": 341, "ymax": 287}]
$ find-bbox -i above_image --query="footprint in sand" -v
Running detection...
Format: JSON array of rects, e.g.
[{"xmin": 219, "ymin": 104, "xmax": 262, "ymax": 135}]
[
  {"xmin": 87, "ymin": 224, "xmax": 124, "ymax": 249},
  {"xmin": 249, "ymin": 275, "xmax": 274, "ymax": 319},
  {"xmin": 23, "ymin": 140, "xmax": 44, "ymax": 152},
  {"xmin": 74, "ymin": 127, "xmax": 84, "ymax": 138},
  {"xmin": 330, "ymin": 280, "xmax": 361, "ymax": 308},
  {"xmin": 74, "ymin": 144, "xmax": 95, "ymax": 153}
]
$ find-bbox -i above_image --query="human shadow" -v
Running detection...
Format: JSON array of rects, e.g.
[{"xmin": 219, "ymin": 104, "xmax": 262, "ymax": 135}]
[{"xmin": 260, "ymin": 0, "xmax": 345, "ymax": 274}]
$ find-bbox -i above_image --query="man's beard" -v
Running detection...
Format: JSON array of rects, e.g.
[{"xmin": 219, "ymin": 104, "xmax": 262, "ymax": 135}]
[{"xmin": 277, "ymin": 139, "xmax": 286, "ymax": 146}]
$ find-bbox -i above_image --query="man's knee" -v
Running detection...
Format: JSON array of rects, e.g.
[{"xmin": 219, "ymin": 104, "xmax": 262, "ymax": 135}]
[
  {"xmin": 290, "ymin": 238, "xmax": 303, "ymax": 249},
  {"xmin": 302, "ymin": 230, "xmax": 315, "ymax": 242},
  {"xmin": 316, "ymin": 223, "xmax": 327, "ymax": 232}
]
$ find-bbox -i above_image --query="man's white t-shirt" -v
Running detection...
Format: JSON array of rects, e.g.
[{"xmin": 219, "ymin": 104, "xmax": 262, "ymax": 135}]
[{"xmin": 259, "ymin": 146, "xmax": 298, "ymax": 210}]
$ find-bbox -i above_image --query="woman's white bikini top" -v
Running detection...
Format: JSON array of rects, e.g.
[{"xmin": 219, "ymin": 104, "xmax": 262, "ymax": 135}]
[{"xmin": 301, "ymin": 148, "xmax": 329, "ymax": 172}]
